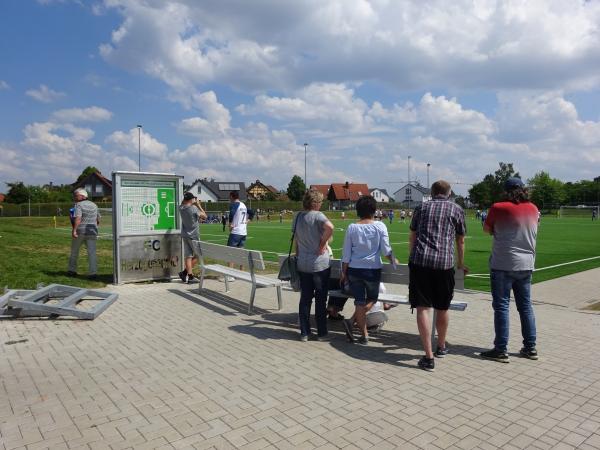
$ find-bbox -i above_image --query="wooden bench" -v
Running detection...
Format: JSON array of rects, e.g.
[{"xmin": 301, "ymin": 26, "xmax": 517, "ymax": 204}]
[
  {"xmin": 193, "ymin": 241, "xmax": 283, "ymax": 313},
  {"xmin": 278, "ymin": 256, "xmax": 467, "ymax": 341}
]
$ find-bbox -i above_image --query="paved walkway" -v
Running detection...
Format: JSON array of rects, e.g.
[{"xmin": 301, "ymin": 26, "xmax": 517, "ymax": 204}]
[{"xmin": 1, "ymin": 272, "xmax": 600, "ymax": 449}]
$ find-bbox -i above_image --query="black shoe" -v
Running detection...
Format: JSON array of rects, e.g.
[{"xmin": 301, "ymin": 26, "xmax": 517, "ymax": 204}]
[
  {"xmin": 481, "ymin": 348, "xmax": 510, "ymax": 363},
  {"xmin": 178, "ymin": 270, "xmax": 188, "ymax": 283},
  {"xmin": 357, "ymin": 336, "xmax": 369, "ymax": 346},
  {"xmin": 187, "ymin": 274, "xmax": 196, "ymax": 284},
  {"xmin": 519, "ymin": 347, "xmax": 538, "ymax": 360},
  {"xmin": 88, "ymin": 274, "xmax": 98, "ymax": 281},
  {"xmin": 67, "ymin": 271, "xmax": 77, "ymax": 277},
  {"xmin": 342, "ymin": 319, "xmax": 355, "ymax": 343},
  {"xmin": 317, "ymin": 334, "xmax": 330, "ymax": 342},
  {"xmin": 418, "ymin": 356, "xmax": 435, "ymax": 372},
  {"xmin": 435, "ymin": 346, "xmax": 448, "ymax": 358}
]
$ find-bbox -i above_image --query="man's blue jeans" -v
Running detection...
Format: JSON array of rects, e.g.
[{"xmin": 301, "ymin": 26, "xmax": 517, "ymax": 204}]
[
  {"xmin": 298, "ymin": 268, "xmax": 330, "ymax": 337},
  {"xmin": 490, "ymin": 269, "xmax": 537, "ymax": 352}
]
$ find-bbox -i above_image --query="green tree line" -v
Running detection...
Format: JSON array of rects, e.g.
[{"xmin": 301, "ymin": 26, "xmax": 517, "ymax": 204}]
[{"xmin": 469, "ymin": 162, "xmax": 600, "ymax": 209}]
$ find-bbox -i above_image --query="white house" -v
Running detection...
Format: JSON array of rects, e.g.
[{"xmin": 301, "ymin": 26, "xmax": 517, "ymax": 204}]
[
  {"xmin": 393, "ymin": 183, "xmax": 431, "ymax": 206},
  {"xmin": 187, "ymin": 179, "xmax": 247, "ymax": 202},
  {"xmin": 369, "ymin": 188, "xmax": 391, "ymax": 203}
]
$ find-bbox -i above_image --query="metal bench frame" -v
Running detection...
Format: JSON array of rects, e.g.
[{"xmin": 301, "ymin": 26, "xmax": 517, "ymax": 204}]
[{"xmin": 193, "ymin": 240, "xmax": 283, "ymax": 313}]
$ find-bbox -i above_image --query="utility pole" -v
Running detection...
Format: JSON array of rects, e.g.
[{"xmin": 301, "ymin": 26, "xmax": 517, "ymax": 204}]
[
  {"xmin": 407, "ymin": 155, "xmax": 411, "ymax": 211},
  {"xmin": 137, "ymin": 125, "xmax": 142, "ymax": 172},
  {"xmin": 303, "ymin": 143, "xmax": 308, "ymax": 189}
]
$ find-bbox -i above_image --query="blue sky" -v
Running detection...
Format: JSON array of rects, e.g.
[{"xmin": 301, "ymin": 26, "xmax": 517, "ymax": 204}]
[{"xmin": 1, "ymin": 0, "xmax": 600, "ymax": 196}]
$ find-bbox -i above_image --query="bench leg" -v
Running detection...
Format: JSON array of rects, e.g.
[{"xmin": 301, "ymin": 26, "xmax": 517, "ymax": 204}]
[
  {"xmin": 248, "ymin": 285, "xmax": 257, "ymax": 314},
  {"xmin": 224, "ymin": 276, "xmax": 230, "ymax": 292},
  {"xmin": 276, "ymin": 285, "xmax": 282, "ymax": 311},
  {"xmin": 198, "ymin": 267, "xmax": 206, "ymax": 294}
]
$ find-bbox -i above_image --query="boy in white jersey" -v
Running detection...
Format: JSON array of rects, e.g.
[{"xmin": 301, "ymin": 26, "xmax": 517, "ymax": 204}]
[{"xmin": 226, "ymin": 191, "xmax": 248, "ymax": 278}]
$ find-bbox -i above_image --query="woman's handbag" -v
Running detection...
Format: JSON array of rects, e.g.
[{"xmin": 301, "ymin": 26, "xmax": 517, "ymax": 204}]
[{"xmin": 278, "ymin": 214, "xmax": 301, "ymax": 291}]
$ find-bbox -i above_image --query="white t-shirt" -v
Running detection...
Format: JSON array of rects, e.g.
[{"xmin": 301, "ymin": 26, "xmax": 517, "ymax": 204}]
[{"xmin": 229, "ymin": 201, "xmax": 248, "ymax": 236}]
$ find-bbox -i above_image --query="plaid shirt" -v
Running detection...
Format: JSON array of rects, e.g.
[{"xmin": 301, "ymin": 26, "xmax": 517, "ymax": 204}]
[{"xmin": 409, "ymin": 197, "xmax": 466, "ymax": 270}]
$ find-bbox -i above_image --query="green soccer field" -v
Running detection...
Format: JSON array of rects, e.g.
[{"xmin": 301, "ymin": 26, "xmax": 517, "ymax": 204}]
[
  {"xmin": 197, "ymin": 215, "xmax": 600, "ymax": 292},
  {"xmin": 0, "ymin": 215, "xmax": 599, "ymax": 290}
]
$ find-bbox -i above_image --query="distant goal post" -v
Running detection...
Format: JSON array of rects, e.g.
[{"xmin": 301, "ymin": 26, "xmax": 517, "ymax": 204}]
[{"xmin": 558, "ymin": 205, "xmax": 599, "ymax": 218}]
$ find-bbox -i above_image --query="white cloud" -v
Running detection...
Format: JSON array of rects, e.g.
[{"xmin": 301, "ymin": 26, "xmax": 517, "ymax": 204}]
[
  {"xmin": 99, "ymin": 0, "xmax": 600, "ymax": 96},
  {"xmin": 51, "ymin": 106, "xmax": 113, "ymax": 123},
  {"xmin": 0, "ymin": 80, "xmax": 9, "ymax": 90},
  {"xmin": 25, "ymin": 84, "xmax": 66, "ymax": 103},
  {"xmin": 105, "ymin": 128, "xmax": 169, "ymax": 161}
]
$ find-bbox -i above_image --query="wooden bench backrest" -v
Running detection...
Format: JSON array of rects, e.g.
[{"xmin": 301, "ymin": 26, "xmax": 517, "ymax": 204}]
[
  {"xmin": 195, "ymin": 241, "xmax": 266, "ymax": 271},
  {"xmin": 277, "ymin": 256, "xmax": 464, "ymax": 290}
]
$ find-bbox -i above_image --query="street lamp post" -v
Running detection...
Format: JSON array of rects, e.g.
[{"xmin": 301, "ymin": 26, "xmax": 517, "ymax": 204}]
[
  {"xmin": 427, "ymin": 163, "xmax": 431, "ymax": 188},
  {"xmin": 407, "ymin": 155, "xmax": 411, "ymax": 211},
  {"xmin": 303, "ymin": 143, "xmax": 308, "ymax": 189},
  {"xmin": 137, "ymin": 125, "xmax": 142, "ymax": 172}
]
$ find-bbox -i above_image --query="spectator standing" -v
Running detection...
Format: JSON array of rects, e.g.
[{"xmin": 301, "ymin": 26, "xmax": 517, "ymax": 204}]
[
  {"xmin": 481, "ymin": 178, "xmax": 539, "ymax": 363},
  {"xmin": 340, "ymin": 196, "xmax": 396, "ymax": 345},
  {"xmin": 226, "ymin": 191, "xmax": 248, "ymax": 278},
  {"xmin": 221, "ymin": 212, "xmax": 227, "ymax": 232},
  {"xmin": 178, "ymin": 192, "xmax": 207, "ymax": 283},
  {"xmin": 409, "ymin": 180, "xmax": 467, "ymax": 371},
  {"xmin": 67, "ymin": 188, "xmax": 101, "ymax": 280},
  {"xmin": 294, "ymin": 190, "xmax": 334, "ymax": 341}
]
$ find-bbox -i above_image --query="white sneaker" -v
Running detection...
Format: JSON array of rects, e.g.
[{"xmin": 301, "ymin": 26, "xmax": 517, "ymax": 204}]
[{"xmin": 225, "ymin": 276, "xmax": 236, "ymax": 282}]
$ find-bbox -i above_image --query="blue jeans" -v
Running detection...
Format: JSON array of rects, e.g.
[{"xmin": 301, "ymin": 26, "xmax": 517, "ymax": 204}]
[
  {"xmin": 490, "ymin": 269, "xmax": 537, "ymax": 352},
  {"xmin": 298, "ymin": 268, "xmax": 330, "ymax": 337}
]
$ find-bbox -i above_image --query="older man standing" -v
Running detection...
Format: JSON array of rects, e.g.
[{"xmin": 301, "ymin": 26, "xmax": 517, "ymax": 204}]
[
  {"xmin": 409, "ymin": 180, "xmax": 467, "ymax": 372},
  {"xmin": 68, "ymin": 188, "xmax": 100, "ymax": 279},
  {"xmin": 481, "ymin": 178, "xmax": 539, "ymax": 363}
]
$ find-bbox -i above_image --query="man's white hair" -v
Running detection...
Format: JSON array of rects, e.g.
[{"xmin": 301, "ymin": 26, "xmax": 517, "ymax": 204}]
[{"xmin": 74, "ymin": 188, "xmax": 88, "ymax": 198}]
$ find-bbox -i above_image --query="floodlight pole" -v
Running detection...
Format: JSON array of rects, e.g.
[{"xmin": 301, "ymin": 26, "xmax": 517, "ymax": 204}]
[
  {"xmin": 408, "ymin": 155, "xmax": 411, "ymax": 211},
  {"xmin": 303, "ymin": 143, "xmax": 308, "ymax": 189},
  {"xmin": 427, "ymin": 163, "xmax": 431, "ymax": 188},
  {"xmin": 137, "ymin": 125, "xmax": 142, "ymax": 172}
]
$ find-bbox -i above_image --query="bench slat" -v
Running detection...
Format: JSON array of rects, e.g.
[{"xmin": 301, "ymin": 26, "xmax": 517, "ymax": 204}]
[
  {"xmin": 328, "ymin": 289, "xmax": 467, "ymax": 311},
  {"xmin": 204, "ymin": 264, "xmax": 282, "ymax": 287},
  {"xmin": 195, "ymin": 241, "xmax": 265, "ymax": 270}
]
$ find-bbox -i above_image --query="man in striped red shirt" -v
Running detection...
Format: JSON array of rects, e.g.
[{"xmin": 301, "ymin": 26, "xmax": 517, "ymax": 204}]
[{"xmin": 409, "ymin": 180, "xmax": 467, "ymax": 372}]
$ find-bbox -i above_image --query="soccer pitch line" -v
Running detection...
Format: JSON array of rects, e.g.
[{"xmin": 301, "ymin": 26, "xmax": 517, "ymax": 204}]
[{"xmin": 466, "ymin": 255, "xmax": 600, "ymax": 277}]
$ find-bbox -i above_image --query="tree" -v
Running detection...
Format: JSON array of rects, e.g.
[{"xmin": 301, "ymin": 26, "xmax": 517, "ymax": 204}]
[
  {"xmin": 286, "ymin": 175, "xmax": 306, "ymax": 201},
  {"xmin": 77, "ymin": 166, "xmax": 100, "ymax": 183},
  {"xmin": 527, "ymin": 171, "xmax": 565, "ymax": 209},
  {"xmin": 468, "ymin": 162, "xmax": 520, "ymax": 208},
  {"xmin": 5, "ymin": 182, "xmax": 29, "ymax": 204}
]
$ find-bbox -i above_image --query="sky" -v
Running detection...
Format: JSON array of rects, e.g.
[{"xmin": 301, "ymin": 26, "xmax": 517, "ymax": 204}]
[{"xmin": 1, "ymin": 0, "xmax": 600, "ymax": 196}]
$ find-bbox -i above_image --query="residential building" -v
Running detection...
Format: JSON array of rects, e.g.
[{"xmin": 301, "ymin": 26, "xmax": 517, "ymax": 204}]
[
  {"xmin": 247, "ymin": 180, "xmax": 279, "ymax": 200},
  {"xmin": 72, "ymin": 171, "xmax": 112, "ymax": 200},
  {"xmin": 328, "ymin": 182, "xmax": 369, "ymax": 209},
  {"xmin": 369, "ymin": 188, "xmax": 391, "ymax": 203},
  {"xmin": 187, "ymin": 179, "xmax": 247, "ymax": 202},
  {"xmin": 393, "ymin": 182, "xmax": 431, "ymax": 206}
]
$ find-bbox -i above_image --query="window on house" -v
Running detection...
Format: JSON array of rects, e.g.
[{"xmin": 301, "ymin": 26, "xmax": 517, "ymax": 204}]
[
  {"xmin": 85, "ymin": 184, "xmax": 92, "ymax": 194},
  {"xmin": 95, "ymin": 184, "xmax": 103, "ymax": 195}
]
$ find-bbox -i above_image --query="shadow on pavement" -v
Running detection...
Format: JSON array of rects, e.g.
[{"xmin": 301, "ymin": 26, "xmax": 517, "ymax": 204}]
[
  {"xmin": 229, "ymin": 311, "xmax": 487, "ymax": 369},
  {"xmin": 168, "ymin": 288, "xmax": 268, "ymax": 316}
]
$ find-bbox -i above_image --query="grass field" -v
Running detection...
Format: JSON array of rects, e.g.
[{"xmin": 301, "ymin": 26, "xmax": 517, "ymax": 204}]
[{"xmin": 1, "ymin": 215, "xmax": 599, "ymax": 291}]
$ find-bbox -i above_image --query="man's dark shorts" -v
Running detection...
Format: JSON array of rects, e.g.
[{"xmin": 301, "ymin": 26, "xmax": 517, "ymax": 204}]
[
  {"xmin": 348, "ymin": 267, "xmax": 381, "ymax": 306},
  {"xmin": 409, "ymin": 263, "xmax": 455, "ymax": 310},
  {"xmin": 227, "ymin": 233, "xmax": 246, "ymax": 248}
]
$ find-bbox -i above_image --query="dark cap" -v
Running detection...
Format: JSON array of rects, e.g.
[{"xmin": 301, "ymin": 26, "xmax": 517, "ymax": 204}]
[
  {"xmin": 183, "ymin": 192, "xmax": 196, "ymax": 201},
  {"xmin": 504, "ymin": 177, "xmax": 524, "ymax": 191}
]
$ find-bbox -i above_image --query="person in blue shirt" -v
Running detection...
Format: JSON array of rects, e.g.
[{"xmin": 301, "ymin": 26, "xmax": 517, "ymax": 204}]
[{"xmin": 340, "ymin": 195, "xmax": 397, "ymax": 345}]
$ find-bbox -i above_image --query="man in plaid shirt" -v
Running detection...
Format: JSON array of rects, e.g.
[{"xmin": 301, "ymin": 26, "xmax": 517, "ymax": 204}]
[{"xmin": 409, "ymin": 180, "xmax": 467, "ymax": 372}]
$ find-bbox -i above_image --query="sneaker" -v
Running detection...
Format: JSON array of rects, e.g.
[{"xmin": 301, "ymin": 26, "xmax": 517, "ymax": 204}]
[
  {"xmin": 435, "ymin": 346, "xmax": 448, "ymax": 358},
  {"xmin": 67, "ymin": 271, "xmax": 77, "ymax": 277},
  {"xmin": 178, "ymin": 270, "xmax": 188, "ymax": 283},
  {"xmin": 342, "ymin": 319, "xmax": 355, "ymax": 343},
  {"xmin": 519, "ymin": 347, "xmax": 538, "ymax": 360},
  {"xmin": 187, "ymin": 274, "xmax": 196, "ymax": 284},
  {"xmin": 480, "ymin": 348, "xmax": 510, "ymax": 363},
  {"xmin": 317, "ymin": 334, "xmax": 330, "ymax": 342},
  {"xmin": 88, "ymin": 274, "xmax": 99, "ymax": 281},
  {"xmin": 418, "ymin": 356, "xmax": 435, "ymax": 372},
  {"xmin": 300, "ymin": 335, "xmax": 309, "ymax": 342},
  {"xmin": 357, "ymin": 336, "xmax": 369, "ymax": 346}
]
